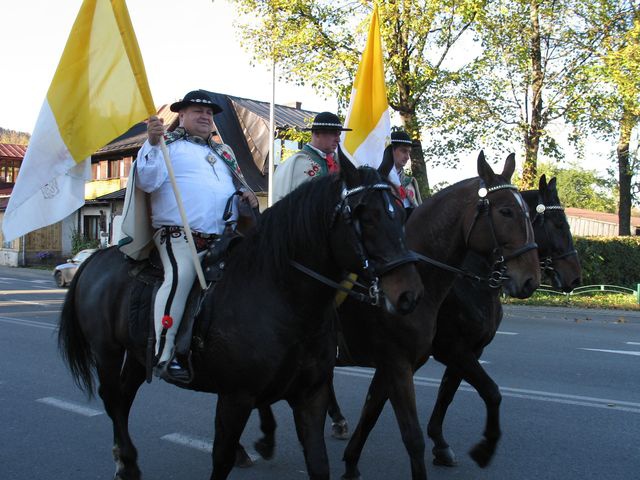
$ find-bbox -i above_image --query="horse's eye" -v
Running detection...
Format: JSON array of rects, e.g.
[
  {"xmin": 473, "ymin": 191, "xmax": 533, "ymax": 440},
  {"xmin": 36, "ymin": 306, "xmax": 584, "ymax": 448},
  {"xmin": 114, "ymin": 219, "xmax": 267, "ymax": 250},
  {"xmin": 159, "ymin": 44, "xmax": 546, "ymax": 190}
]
[{"xmin": 499, "ymin": 207, "xmax": 514, "ymax": 218}]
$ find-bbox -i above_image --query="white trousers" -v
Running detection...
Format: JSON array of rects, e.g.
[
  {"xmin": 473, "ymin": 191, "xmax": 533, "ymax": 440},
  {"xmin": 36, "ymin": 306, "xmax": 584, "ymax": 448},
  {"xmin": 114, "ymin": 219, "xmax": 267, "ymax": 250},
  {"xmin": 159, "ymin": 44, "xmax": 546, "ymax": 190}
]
[{"xmin": 153, "ymin": 228, "xmax": 205, "ymax": 363}]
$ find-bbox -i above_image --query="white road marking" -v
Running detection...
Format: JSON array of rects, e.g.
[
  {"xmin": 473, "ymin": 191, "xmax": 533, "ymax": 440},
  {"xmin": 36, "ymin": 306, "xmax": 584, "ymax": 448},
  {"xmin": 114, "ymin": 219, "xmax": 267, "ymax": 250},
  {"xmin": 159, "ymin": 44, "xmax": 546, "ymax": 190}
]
[
  {"xmin": 580, "ymin": 348, "xmax": 640, "ymax": 357},
  {"xmin": 0, "ymin": 289, "xmax": 65, "ymax": 294},
  {"xmin": 161, "ymin": 432, "xmax": 261, "ymax": 460},
  {"xmin": 36, "ymin": 397, "xmax": 103, "ymax": 417},
  {"xmin": 626, "ymin": 342, "xmax": 640, "ymax": 346},
  {"xmin": 0, "ymin": 316, "xmax": 56, "ymax": 330},
  {"xmin": 335, "ymin": 367, "xmax": 640, "ymax": 413},
  {"xmin": 496, "ymin": 331, "xmax": 519, "ymax": 335}
]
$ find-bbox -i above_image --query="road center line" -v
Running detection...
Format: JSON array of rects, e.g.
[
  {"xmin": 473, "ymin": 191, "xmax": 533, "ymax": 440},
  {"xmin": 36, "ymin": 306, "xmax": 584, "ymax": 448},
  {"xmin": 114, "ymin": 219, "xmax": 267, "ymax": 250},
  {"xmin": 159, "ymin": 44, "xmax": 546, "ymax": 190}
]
[
  {"xmin": 0, "ymin": 316, "xmax": 57, "ymax": 330},
  {"xmin": 626, "ymin": 342, "xmax": 640, "ymax": 346},
  {"xmin": 496, "ymin": 331, "xmax": 519, "ymax": 335},
  {"xmin": 36, "ymin": 397, "xmax": 103, "ymax": 417},
  {"xmin": 335, "ymin": 367, "xmax": 640, "ymax": 413},
  {"xmin": 580, "ymin": 348, "xmax": 640, "ymax": 357}
]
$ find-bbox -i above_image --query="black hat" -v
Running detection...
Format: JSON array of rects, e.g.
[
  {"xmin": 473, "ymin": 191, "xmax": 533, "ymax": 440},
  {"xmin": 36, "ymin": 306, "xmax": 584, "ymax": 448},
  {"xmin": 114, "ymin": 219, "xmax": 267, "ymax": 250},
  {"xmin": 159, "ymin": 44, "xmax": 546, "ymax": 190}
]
[
  {"xmin": 170, "ymin": 90, "xmax": 223, "ymax": 114},
  {"xmin": 390, "ymin": 130, "xmax": 413, "ymax": 145},
  {"xmin": 304, "ymin": 111, "xmax": 352, "ymax": 131}
]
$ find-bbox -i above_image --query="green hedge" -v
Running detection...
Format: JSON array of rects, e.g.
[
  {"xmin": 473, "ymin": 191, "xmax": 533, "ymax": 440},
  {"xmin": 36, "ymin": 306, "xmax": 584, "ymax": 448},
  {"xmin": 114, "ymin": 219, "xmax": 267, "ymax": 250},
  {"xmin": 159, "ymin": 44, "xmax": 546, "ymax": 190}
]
[{"xmin": 574, "ymin": 236, "xmax": 640, "ymax": 289}]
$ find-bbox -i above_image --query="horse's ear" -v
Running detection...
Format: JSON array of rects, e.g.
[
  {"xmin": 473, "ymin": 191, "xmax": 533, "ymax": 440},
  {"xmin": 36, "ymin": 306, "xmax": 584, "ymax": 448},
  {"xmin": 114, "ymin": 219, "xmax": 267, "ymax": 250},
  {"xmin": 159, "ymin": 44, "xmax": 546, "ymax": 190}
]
[
  {"xmin": 338, "ymin": 145, "xmax": 359, "ymax": 186},
  {"xmin": 538, "ymin": 174, "xmax": 548, "ymax": 192},
  {"xmin": 477, "ymin": 150, "xmax": 495, "ymax": 181},
  {"xmin": 378, "ymin": 144, "xmax": 394, "ymax": 178},
  {"xmin": 501, "ymin": 153, "xmax": 515, "ymax": 181},
  {"xmin": 547, "ymin": 176, "xmax": 557, "ymax": 191}
]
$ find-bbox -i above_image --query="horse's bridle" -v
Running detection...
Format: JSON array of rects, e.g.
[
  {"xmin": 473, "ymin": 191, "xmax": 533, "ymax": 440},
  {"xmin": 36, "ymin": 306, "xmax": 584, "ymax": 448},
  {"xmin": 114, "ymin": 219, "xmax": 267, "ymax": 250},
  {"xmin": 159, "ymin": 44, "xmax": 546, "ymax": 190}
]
[
  {"xmin": 531, "ymin": 199, "xmax": 578, "ymax": 276},
  {"xmin": 291, "ymin": 180, "xmax": 418, "ymax": 306},
  {"xmin": 463, "ymin": 182, "xmax": 538, "ymax": 288}
]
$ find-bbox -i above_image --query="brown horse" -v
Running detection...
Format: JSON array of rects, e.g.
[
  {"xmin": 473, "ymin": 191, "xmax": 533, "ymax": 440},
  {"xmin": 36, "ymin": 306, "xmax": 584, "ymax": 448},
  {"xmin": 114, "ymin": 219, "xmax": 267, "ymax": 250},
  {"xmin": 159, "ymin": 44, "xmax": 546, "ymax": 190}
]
[
  {"xmin": 249, "ymin": 151, "xmax": 541, "ymax": 479},
  {"xmin": 426, "ymin": 174, "xmax": 581, "ymax": 467},
  {"xmin": 57, "ymin": 159, "xmax": 423, "ymax": 480}
]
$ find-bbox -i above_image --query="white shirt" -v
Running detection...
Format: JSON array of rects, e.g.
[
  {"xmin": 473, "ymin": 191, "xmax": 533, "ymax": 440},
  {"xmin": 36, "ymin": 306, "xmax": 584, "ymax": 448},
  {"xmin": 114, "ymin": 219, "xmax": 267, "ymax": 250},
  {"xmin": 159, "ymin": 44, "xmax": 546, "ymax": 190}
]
[{"xmin": 135, "ymin": 139, "xmax": 238, "ymax": 234}]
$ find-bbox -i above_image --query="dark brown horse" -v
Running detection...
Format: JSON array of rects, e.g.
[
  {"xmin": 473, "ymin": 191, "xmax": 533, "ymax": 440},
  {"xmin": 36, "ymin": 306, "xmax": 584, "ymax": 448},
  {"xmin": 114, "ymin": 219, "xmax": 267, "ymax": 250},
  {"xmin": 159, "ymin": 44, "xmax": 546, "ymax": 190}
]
[
  {"xmin": 426, "ymin": 174, "xmax": 581, "ymax": 467},
  {"xmin": 57, "ymin": 160, "xmax": 423, "ymax": 480},
  {"xmin": 250, "ymin": 152, "xmax": 541, "ymax": 479}
]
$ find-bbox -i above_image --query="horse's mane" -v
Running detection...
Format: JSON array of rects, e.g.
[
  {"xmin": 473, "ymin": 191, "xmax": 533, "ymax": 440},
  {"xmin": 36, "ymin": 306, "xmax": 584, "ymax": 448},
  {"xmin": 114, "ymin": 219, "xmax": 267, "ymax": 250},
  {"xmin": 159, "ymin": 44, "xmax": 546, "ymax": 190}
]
[
  {"xmin": 230, "ymin": 174, "xmax": 340, "ymax": 279},
  {"xmin": 230, "ymin": 167, "xmax": 386, "ymax": 280}
]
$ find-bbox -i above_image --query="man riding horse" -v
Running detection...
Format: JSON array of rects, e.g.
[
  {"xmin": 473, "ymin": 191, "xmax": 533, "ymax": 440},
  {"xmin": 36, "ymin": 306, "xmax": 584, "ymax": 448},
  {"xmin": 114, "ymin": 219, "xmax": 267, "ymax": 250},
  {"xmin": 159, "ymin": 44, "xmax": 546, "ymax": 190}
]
[{"xmin": 118, "ymin": 89, "xmax": 258, "ymax": 382}]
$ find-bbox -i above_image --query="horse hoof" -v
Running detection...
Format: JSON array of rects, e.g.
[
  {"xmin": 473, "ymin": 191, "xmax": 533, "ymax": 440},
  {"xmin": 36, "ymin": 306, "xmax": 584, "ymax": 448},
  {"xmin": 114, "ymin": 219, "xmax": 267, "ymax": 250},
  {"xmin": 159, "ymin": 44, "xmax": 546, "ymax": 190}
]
[
  {"xmin": 469, "ymin": 439, "xmax": 495, "ymax": 468},
  {"xmin": 235, "ymin": 448, "xmax": 254, "ymax": 468},
  {"xmin": 254, "ymin": 438, "xmax": 275, "ymax": 460},
  {"xmin": 432, "ymin": 446, "xmax": 457, "ymax": 467},
  {"xmin": 331, "ymin": 419, "xmax": 350, "ymax": 440}
]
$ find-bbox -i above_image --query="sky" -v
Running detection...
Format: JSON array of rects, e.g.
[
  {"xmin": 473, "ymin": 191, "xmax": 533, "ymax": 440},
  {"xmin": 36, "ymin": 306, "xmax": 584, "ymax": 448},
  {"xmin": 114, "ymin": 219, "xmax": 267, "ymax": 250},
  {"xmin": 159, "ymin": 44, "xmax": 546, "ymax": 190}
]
[{"xmin": 0, "ymin": 0, "xmax": 619, "ymax": 187}]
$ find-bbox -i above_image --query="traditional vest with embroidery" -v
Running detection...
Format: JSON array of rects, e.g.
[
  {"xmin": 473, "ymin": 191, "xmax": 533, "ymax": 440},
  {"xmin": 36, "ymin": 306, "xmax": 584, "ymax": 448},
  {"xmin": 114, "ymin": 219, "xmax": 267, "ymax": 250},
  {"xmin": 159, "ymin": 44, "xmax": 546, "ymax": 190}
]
[{"xmin": 302, "ymin": 144, "xmax": 331, "ymax": 177}]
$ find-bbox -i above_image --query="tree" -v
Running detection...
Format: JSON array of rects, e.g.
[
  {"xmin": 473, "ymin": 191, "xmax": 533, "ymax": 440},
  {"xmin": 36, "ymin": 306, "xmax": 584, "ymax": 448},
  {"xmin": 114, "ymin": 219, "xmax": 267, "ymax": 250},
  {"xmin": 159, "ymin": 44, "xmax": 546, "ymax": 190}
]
[
  {"xmin": 0, "ymin": 127, "xmax": 30, "ymax": 145},
  {"xmin": 566, "ymin": 0, "xmax": 639, "ymax": 235},
  {"xmin": 437, "ymin": 0, "xmax": 605, "ymax": 189},
  {"xmin": 229, "ymin": 0, "xmax": 487, "ymax": 196},
  {"xmin": 535, "ymin": 162, "xmax": 617, "ymax": 212}
]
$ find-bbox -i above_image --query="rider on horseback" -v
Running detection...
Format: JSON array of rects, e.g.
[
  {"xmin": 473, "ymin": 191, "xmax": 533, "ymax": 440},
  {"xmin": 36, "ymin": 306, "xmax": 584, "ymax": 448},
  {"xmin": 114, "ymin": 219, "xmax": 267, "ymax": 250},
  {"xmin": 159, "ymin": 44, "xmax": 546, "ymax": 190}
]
[
  {"xmin": 272, "ymin": 111, "xmax": 351, "ymax": 202},
  {"xmin": 119, "ymin": 89, "xmax": 258, "ymax": 382}
]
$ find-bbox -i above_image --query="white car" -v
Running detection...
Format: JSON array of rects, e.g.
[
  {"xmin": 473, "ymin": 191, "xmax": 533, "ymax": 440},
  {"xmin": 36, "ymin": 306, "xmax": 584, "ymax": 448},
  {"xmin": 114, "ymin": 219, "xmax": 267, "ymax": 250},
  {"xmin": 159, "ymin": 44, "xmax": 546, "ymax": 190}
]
[{"xmin": 53, "ymin": 249, "xmax": 98, "ymax": 287}]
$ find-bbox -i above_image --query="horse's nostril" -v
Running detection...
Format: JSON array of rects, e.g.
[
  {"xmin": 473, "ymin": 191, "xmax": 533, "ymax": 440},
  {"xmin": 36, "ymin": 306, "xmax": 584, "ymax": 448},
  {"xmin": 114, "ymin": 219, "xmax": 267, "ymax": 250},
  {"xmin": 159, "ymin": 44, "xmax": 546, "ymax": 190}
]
[{"xmin": 397, "ymin": 291, "xmax": 417, "ymax": 314}]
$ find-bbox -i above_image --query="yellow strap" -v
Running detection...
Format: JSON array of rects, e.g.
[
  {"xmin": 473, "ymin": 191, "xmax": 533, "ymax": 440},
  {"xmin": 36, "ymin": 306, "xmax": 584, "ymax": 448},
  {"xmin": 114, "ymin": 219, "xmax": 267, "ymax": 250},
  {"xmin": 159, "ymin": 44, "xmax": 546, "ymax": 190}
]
[{"xmin": 334, "ymin": 272, "xmax": 359, "ymax": 307}]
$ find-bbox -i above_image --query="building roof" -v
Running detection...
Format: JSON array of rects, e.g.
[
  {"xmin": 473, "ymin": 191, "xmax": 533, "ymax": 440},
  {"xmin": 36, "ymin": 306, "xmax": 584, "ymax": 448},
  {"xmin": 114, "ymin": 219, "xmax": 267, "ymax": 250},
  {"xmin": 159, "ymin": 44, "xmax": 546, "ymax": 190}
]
[
  {"xmin": 566, "ymin": 207, "xmax": 640, "ymax": 227},
  {"xmin": 0, "ymin": 143, "xmax": 27, "ymax": 158},
  {"xmin": 228, "ymin": 95, "xmax": 317, "ymax": 130}
]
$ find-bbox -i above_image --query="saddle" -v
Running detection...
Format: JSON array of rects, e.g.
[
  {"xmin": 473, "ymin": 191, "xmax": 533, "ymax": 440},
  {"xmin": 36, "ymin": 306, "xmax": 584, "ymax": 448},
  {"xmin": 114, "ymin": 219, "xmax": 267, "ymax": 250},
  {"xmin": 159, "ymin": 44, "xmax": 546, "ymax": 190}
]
[{"xmin": 127, "ymin": 230, "xmax": 244, "ymax": 383}]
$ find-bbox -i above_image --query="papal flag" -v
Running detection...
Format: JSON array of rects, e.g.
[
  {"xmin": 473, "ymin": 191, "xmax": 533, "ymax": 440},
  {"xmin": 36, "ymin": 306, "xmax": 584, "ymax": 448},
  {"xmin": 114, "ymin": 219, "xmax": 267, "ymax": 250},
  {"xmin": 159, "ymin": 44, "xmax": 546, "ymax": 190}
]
[
  {"xmin": 341, "ymin": 4, "xmax": 390, "ymax": 169},
  {"xmin": 2, "ymin": 0, "xmax": 155, "ymax": 241}
]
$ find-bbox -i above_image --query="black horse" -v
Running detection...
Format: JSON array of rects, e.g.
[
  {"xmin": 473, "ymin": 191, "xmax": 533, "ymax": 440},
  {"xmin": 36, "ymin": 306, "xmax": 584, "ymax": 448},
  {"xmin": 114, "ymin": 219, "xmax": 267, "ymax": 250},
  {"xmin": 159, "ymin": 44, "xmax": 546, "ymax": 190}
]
[
  {"xmin": 426, "ymin": 174, "xmax": 582, "ymax": 467},
  {"xmin": 57, "ymin": 160, "xmax": 423, "ymax": 480},
  {"xmin": 249, "ymin": 152, "xmax": 541, "ymax": 479}
]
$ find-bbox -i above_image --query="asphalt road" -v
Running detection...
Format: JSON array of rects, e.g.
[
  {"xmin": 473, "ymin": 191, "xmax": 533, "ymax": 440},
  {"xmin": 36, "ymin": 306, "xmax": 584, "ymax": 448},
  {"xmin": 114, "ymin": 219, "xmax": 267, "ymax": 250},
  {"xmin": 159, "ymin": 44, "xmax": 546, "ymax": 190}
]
[{"xmin": 0, "ymin": 266, "xmax": 639, "ymax": 480}]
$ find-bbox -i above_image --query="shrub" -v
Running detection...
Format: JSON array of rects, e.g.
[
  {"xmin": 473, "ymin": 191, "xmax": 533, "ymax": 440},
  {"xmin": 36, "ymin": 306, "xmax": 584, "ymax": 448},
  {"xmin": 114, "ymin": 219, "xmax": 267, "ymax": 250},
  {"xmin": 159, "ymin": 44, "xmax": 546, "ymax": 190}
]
[{"xmin": 574, "ymin": 236, "xmax": 640, "ymax": 289}]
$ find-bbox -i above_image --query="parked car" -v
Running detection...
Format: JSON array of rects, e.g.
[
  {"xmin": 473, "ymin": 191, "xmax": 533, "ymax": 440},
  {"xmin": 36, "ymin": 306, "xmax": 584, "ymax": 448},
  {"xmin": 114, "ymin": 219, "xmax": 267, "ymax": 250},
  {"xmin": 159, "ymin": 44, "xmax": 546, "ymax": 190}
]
[{"xmin": 53, "ymin": 249, "xmax": 98, "ymax": 287}]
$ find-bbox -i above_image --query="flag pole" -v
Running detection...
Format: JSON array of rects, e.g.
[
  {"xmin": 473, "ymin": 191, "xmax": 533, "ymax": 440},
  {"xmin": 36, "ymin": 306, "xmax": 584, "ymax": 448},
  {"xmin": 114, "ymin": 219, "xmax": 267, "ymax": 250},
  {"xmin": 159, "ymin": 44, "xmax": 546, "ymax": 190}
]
[
  {"xmin": 159, "ymin": 138, "xmax": 207, "ymax": 289},
  {"xmin": 268, "ymin": 58, "xmax": 276, "ymax": 207}
]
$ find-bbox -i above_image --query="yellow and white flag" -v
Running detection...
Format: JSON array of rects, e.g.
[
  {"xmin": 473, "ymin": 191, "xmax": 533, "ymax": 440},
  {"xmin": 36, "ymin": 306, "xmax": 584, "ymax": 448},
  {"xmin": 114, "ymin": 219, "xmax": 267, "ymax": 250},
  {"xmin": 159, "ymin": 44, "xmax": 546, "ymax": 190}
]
[
  {"xmin": 2, "ymin": 0, "xmax": 155, "ymax": 241},
  {"xmin": 341, "ymin": 5, "xmax": 390, "ymax": 168}
]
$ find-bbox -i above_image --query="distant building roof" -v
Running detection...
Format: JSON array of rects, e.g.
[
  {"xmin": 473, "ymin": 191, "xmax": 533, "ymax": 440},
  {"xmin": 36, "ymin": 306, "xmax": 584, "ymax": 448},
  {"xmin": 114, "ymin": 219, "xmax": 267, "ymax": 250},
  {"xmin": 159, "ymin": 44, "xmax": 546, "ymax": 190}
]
[
  {"xmin": 0, "ymin": 143, "xmax": 27, "ymax": 158},
  {"xmin": 565, "ymin": 207, "xmax": 640, "ymax": 227}
]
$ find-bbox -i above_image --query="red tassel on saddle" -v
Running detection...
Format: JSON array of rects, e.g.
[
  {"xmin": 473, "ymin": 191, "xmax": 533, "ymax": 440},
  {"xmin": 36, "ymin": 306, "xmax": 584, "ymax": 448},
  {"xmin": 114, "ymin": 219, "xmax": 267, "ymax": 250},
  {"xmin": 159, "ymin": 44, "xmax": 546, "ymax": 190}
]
[{"xmin": 162, "ymin": 315, "xmax": 173, "ymax": 329}]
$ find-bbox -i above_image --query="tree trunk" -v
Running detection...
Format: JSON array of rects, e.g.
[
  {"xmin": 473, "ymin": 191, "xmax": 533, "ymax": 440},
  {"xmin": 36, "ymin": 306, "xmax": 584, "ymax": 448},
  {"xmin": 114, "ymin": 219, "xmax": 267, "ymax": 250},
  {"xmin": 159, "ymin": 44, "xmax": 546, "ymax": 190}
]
[
  {"xmin": 617, "ymin": 108, "xmax": 634, "ymax": 236},
  {"xmin": 400, "ymin": 109, "xmax": 430, "ymax": 197},
  {"xmin": 522, "ymin": 0, "xmax": 544, "ymax": 189}
]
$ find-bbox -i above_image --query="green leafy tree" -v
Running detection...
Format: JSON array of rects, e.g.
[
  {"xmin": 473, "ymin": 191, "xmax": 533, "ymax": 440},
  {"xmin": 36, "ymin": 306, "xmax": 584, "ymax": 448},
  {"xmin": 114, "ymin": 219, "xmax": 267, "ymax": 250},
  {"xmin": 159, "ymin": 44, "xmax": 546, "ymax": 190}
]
[
  {"xmin": 229, "ymin": 0, "xmax": 487, "ymax": 196},
  {"xmin": 566, "ymin": 0, "xmax": 639, "ymax": 235},
  {"xmin": 535, "ymin": 162, "xmax": 617, "ymax": 212},
  {"xmin": 439, "ymin": 0, "xmax": 605, "ymax": 189}
]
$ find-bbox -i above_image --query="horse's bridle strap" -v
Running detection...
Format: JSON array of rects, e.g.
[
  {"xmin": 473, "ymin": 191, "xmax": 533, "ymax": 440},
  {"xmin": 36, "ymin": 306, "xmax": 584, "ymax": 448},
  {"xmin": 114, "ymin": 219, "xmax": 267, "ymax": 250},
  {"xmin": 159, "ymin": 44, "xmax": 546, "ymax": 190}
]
[{"xmin": 289, "ymin": 260, "xmax": 376, "ymax": 304}]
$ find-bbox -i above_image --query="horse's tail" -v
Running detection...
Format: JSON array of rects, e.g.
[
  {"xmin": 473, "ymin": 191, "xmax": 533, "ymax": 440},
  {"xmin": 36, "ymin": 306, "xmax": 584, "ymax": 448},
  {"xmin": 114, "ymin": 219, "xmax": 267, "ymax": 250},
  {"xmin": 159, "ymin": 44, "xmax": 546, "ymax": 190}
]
[{"xmin": 58, "ymin": 257, "xmax": 96, "ymax": 397}]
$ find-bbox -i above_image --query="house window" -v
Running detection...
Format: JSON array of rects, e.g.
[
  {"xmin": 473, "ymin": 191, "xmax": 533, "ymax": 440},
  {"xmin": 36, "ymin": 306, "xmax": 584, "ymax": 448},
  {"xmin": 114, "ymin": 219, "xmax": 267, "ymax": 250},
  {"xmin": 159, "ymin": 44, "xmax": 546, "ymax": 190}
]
[
  {"xmin": 109, "ymin": 159, "xmax": 121, "ymax": 178},
  {"xmin": 123, "ymin": 157, "xmax": 132, "ymax": 177},
  {"xmin": 91, "ymin": 163, "xmax": 98, "ymax": 180},
  {"xmin": 83, "ymin": 215, "xmax": 100, "ymax": 240}
]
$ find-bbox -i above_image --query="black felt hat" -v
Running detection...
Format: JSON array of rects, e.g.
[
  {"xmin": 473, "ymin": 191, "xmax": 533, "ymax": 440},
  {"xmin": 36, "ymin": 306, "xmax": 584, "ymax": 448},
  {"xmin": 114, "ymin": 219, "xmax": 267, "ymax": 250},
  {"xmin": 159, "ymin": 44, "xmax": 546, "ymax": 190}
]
[
  {"xmin": 170, "ymin": 90, "xmax": 223, "ymax": 114},
  {"xmin": 304, "ymin": 112, "xmax": 352, "ymax": 131},
  {"xmin": 390, "ymin": 130, "xmax": 413, "ymax": 145}
]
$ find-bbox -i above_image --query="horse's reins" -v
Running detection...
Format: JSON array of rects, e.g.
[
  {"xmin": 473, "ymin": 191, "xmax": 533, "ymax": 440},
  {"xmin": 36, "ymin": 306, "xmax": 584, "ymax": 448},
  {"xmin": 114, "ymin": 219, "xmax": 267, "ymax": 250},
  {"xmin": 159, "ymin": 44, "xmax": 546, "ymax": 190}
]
[
  {"xmin": 415, "ymin": 182, "xmax": 538, "ymax": 289},
  {"xmin": 291, "ymin": 181, "xmax": 419, "ymax": 306}
]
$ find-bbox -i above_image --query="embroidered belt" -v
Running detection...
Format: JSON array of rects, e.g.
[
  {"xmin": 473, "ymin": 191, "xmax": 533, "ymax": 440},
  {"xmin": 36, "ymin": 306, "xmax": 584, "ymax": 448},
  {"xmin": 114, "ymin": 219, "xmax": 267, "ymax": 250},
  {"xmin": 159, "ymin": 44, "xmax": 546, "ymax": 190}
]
[{"xmin": 160, "ymin": 226, "xmax": 219, "ymax": 251}]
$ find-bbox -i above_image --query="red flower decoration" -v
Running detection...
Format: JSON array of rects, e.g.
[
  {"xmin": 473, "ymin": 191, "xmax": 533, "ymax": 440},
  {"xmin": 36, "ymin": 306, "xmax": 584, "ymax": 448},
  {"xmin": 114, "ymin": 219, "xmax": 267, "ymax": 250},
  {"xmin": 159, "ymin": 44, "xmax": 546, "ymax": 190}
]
[{"xmin": 161, "ymin": 315, "xmax": 173, "ymax": 329}]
